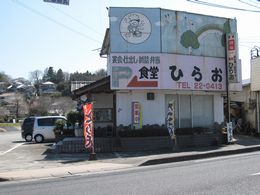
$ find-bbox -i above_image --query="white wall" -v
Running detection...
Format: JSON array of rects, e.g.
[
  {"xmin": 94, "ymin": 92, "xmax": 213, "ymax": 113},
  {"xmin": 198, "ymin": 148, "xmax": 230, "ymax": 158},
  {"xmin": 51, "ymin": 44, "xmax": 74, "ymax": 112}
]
[
  {"xmin": 116, "ymin": 90, "xmax": 224, "ymax": 127},
  {"xmin": 116, "ymin": 91, "xmax": 165, "ymax": 126},
  {"xmin": 92, "ymin": 93, "xmax": 113, "ymax": 108},
  {"xmin": 251, "ymin": 57, "xmax": 260, "ymax": 91},
  {"xmin": 213, "ymin": 94, "xmax": 224, "ymax": 124}
]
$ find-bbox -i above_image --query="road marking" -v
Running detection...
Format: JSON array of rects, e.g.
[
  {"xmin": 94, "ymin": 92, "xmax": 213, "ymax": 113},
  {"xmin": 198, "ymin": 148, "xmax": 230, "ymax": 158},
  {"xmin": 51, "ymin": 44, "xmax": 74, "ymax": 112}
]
[
  {"xmin": 0, "ymin": 143, "xmax": 24, "ymax": 156},
  {"xmin": 250, "ymin": 172, "xmax": 260, "ymax": 176}
]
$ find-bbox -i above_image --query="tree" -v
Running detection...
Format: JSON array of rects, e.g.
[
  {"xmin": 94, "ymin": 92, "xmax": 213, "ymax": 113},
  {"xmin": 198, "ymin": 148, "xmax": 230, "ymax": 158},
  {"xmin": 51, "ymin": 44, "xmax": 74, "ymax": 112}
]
[
  {"xmin": 29, "ymin": 70, "xmax": 43, "ymax": 95},
  {"xmin": 56, "ymin": 69, "xmax": 64, "ymax": 84},
  {"xmin": 94, "ymin": 68, "xmax": 107, "ymax": 80},
  {"xmin": 180, "ymin": 30, "xmax": 200, "ymax": 53},
  {"xmin": 0, "ymin": 72, "xmax": 11, "ymax": 83},
  {"xmin": 43, "ymin": 67, "xmax": 56, "ymax": 83}
]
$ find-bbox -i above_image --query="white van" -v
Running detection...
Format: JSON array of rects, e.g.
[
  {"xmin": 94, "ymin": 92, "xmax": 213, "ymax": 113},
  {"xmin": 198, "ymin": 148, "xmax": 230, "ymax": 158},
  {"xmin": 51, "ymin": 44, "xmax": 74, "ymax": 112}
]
[{"xmin": 32, "ymin": 116, "xmax": 67, "ymax": 143}]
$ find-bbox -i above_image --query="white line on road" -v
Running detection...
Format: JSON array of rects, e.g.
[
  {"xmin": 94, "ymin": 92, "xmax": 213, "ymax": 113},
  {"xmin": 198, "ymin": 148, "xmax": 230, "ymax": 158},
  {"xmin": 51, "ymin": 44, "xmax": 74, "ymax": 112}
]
[
  {"xmin": 0, "ymin": 143, "xmax": 24, "ymax": 156},
  {"xmin": 250, "ymin": 172, "xmax": 260, "ymax": 176}
]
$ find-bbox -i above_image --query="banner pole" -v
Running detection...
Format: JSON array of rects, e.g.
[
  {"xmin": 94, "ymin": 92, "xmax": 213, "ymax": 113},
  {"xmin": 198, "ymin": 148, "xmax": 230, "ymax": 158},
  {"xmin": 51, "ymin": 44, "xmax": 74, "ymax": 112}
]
[{"xmin": 89, "ymin": 102, "xmax": 97, "ymax": 160}]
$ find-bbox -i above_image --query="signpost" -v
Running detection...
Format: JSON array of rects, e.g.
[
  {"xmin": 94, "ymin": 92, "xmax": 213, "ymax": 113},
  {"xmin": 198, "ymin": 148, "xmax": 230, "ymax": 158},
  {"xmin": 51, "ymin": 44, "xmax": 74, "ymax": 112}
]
[
  {"xmin": 43, "ymin": 0, "xmax": 69, "ymax": 6},
  {"xmin": 227, "ymin": 122, "xmax": 233, "ymax": 143},
  {"xmin": 226, "ymin": 33, "xmax": 238, "ymax": 83},
  {"xmin": 83, "ymin": 102, "xmax": 96, "ymax": 160}
]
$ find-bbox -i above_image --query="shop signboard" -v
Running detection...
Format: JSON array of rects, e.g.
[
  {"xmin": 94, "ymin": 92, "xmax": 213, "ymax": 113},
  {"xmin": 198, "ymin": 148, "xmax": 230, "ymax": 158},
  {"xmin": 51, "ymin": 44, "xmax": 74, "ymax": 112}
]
[
  {"xmin": 110, "ymin": 53, "xmax": 226, "ymax": 91},
  {"xmin": 226, "ymin": 33, "xmax": 238, "ymax": 83},
  {"xmin": 83, "ymin": 103, "xmax": 94, "ymax": 150},
  {"xmin": 132, "ymin": 102, "xmax": 142, "ymax": 129},
  {"xmin": 167, "ymin": 100, "xmax": 175, "ymax": 139},
  {"xmin": 227, "ymin": 122, "xmax": 233, "ymax": 143}
]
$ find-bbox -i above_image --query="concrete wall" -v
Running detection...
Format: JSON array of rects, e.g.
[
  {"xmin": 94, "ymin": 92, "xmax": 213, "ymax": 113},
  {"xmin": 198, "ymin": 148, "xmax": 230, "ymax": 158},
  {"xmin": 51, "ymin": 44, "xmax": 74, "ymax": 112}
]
[
  {"xmin": 116, "ymin": 91, "xmax": 165, "ymax": 126},
  {"xmin": 116, "ymin": 90, "xmax": 224, "ymax": 127},
  {"xmin": 214, "ymin": 94, "xmax": 224, "ymax": 124}
]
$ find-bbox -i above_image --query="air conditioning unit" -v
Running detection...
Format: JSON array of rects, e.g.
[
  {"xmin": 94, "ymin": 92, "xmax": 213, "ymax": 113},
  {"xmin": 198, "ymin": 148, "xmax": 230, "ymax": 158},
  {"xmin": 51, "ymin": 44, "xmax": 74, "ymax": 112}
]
[{"xmin": 147, "ymin": 92, "xmax": 155, "ymax": 100}]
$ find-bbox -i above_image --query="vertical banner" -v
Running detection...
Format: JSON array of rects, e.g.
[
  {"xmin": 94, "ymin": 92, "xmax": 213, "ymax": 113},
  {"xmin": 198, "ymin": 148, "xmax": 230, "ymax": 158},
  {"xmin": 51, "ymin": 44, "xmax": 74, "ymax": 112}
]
[
  {"xmin": 83, "ymin": 103, "xmax": 94, "ymax": 150},
  {"xmin": 227, "ymin": 122, "xmax": 233, "ymax": 143},
  {"xmin": 132, "ymin": 102, "xmax": 142, "ymax": 129},
  {"xmin": 226, "ymin": 33, "xmax": 238, "ymax": 83},
  {"xmin": 167, "ymin": 100, "xmax": 175, "ymax": 139}
]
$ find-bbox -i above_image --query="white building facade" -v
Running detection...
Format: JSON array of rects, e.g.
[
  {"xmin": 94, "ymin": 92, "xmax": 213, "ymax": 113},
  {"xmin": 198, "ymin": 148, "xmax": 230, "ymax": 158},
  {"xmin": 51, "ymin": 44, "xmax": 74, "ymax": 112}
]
[{"xmin": 102, "ymin": 7, "xmax": 241, "ymax": 131}]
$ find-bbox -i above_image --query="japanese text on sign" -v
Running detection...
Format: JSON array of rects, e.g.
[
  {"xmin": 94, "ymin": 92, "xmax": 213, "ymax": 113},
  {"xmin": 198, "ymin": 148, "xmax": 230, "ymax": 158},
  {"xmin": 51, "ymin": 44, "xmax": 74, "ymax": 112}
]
[
  {"xmin": 226, "ymin": 33, "xmax": 238, "ymax": 83},
  {"xmin": 110, "ymin": 53, "xmax": 226, "ymax": 91}
]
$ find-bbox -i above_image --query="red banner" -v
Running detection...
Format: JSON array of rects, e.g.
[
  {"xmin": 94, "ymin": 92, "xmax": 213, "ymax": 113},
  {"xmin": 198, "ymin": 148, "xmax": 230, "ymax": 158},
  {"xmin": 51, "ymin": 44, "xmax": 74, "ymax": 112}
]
[{"xmin": 83, "ymin": 103, "xmax": 93, "ymax": 150}]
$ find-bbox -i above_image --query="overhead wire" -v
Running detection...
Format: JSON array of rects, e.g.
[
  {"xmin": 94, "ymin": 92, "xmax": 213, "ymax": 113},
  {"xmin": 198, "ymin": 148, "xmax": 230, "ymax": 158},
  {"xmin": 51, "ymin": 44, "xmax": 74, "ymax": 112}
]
[
  {"xmin": 187, "ymin": 0, "xmax": 260, "ymax": 13},
  {"xmin": 47, "ymin": 3, "xmax": 103, "ymax": 37},
  {"xmin": 238, "ymin": 0, "xmax": 260, "ymax": 10},
  {"xmin": 10, "ymin": 0, "xmax": 101, "ymax": 44}
]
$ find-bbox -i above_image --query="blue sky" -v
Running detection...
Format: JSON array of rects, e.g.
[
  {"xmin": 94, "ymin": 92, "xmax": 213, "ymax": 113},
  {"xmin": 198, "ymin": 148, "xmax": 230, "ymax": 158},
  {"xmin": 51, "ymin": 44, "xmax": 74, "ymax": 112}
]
[{"xmin": 1, "ymin": 0, "xmax": 260, "ymax": 80}]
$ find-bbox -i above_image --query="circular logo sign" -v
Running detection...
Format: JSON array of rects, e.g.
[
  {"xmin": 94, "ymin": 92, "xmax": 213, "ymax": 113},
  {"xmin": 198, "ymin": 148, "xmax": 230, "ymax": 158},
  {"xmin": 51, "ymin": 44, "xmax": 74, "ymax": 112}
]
[{"xmin": 120, "ymin": 12, "xmax": 151, "ymax": 44}]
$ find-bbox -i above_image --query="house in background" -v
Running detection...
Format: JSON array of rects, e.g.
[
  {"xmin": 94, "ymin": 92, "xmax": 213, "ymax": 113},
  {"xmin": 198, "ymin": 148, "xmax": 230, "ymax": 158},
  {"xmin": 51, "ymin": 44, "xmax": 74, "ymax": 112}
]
[
  {"xmin": 230, "ymin": 47, "xmax": 260, "ymax": 133},
  {"xmin": 40, "ymin": 81, "xmax": 56, "ymax": 95},
  {"xmin": 73, "ymin": 7, "xmax": 242, "ymax": 137}
]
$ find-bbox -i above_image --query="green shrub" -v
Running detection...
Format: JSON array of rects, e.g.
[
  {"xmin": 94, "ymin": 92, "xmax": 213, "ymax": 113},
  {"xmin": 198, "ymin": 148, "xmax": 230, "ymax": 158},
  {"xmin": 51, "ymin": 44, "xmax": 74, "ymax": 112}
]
[
  {"xmin": 174, "ymin": 127, "xmax": 210, "ymax": 135},
  {"xmin": 118, "ymin": 125, "xmax": 169, "ymax": 137},
  {"xmin": 54, "ymin": 119, "xmax": 65, "ymax": 135}
]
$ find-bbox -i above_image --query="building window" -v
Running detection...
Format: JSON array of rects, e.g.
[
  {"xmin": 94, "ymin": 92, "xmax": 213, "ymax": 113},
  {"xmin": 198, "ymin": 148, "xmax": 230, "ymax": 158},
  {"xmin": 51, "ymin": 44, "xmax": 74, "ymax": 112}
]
[
  {"xmin": 192, "ymin": 95, "xmax": 213, "ymax": 127},
  {"xmin": 166, "ymin": 94, "xmax": 214, "ymax": 128},
  {"xmin": 94, "ymin": 108, "xmax": 113, "ymax": 122}
]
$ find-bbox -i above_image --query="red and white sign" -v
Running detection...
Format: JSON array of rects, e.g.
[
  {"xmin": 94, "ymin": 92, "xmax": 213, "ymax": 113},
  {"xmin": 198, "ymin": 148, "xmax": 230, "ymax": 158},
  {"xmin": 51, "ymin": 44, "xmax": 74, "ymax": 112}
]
[
  {"xmin": 132, "ymin": 102, "xmax": 142, "ymax": 129},
  {"xmin": 83, "ymin": 103, "xmax": 94, "ymax": 150},
  {"xmin": 226, "ymin": 33, "xmax": 238, "ymax": 83},
  {"xmin": 110, "ymin": 53, "xmax": 226, "ymax": 91}
]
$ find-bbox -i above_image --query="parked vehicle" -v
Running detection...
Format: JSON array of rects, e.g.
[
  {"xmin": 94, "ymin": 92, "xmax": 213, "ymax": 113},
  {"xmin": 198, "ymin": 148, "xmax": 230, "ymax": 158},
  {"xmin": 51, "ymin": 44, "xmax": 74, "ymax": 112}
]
[
  {"xmin": 32, "ymin": 116, "xmax": 67, "ymax": 143},
  {"xmin": 21, "ymin": 115, "xmax": 75, "ymax": 143},
  {"xmin": 21, "ymin": 117, "xmax": 35, "ymax": 142}
]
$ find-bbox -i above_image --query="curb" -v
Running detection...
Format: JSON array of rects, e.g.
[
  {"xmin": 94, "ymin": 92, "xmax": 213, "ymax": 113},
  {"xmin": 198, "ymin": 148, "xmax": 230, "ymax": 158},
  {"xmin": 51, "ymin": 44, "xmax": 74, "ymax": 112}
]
[
  {"xmin": 139, "ymin": 145, "xmax": 260, "ymax": 166},
  {"xmin": 0, "ymin": 128, "xmax": 6, "ymax": 132}
]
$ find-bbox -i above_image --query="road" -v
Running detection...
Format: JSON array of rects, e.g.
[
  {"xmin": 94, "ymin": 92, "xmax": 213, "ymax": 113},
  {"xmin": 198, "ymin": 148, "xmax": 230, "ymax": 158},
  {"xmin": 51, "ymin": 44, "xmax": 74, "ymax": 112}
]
[
  {"xmin": 0, "ymin": 128, "xmax": 66, "ymax": 172},
  {"xmin": 1, "ymin": 151, "xmax": 260, "ymax": 194}
]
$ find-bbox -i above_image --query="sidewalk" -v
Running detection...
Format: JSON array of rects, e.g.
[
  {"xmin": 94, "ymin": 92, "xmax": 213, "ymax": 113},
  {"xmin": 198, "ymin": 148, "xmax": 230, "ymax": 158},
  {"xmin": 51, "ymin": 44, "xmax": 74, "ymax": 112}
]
[{"xmin": 1, "ymin": 135, "xmax": 260, "ymax": 182}]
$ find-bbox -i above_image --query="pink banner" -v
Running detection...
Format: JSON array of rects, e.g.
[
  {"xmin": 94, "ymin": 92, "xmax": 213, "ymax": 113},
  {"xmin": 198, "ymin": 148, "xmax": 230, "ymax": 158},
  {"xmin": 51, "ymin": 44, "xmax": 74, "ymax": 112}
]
[{"xmin": 83, "ymin": 103, "xmax": 93, "ymax": 150}]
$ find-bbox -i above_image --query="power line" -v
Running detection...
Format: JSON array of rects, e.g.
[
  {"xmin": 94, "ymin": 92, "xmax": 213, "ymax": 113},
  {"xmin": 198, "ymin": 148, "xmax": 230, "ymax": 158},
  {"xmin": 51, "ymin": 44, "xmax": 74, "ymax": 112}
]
[
  {"xmin": 239, "ymin": 0, "xmax": 260, "ymax": 10},
  {"xmin": 47, "ymin": 3, "xmax": 103, "ymax": 37},
  {"xmin": 187, "ymin": 0, "xmax": 260, "ymax": 13},
  {"xmin": 240, "ymin": 44, "xmax": 257, "ymax": 48},
  {"xmin": 11, "ymin": 0, "xmax": 101, "ymax": 44}
]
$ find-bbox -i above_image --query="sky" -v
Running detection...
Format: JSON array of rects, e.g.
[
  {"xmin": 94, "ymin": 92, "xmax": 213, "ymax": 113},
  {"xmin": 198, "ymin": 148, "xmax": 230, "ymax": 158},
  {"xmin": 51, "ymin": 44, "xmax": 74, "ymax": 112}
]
[{"xmin": 1, "ymin": 0, "xmax": 260, "ymax": 80}]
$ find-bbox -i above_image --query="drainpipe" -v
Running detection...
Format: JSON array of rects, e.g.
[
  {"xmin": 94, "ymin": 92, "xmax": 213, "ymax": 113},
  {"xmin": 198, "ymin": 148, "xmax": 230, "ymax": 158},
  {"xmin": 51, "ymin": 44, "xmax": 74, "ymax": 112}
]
[
  {"xmin": 257, "ymin": 92, "xmax": 260, "ymax": 133},
  {"xmin": 225, "ymin": 34, "xmax": 230, "ymax": 123}
]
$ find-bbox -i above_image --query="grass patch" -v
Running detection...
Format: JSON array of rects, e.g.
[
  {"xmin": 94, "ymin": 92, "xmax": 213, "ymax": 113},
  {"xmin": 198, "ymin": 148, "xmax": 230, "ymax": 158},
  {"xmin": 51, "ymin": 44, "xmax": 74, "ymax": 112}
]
[{"xmin": 0, "ymin": 123, "xmax": 21, "ymax": 127}]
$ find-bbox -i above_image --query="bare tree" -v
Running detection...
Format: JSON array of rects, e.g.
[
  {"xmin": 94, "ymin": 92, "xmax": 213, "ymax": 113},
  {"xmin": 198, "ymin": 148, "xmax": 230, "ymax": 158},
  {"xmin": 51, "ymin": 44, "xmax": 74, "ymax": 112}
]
[{"xmin": 29, "ymin": 70, "xmax": 43, "ymax": 95}]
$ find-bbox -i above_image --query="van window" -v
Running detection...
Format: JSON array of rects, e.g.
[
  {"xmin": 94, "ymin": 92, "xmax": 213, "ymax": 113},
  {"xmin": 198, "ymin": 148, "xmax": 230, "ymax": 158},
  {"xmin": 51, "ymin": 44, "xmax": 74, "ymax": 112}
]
[
  {"xmin": 38, "ymin": 118, "xmax": 56, "ymax": 126},
  {"xmin": 22, "ymin": 117, "xmax": 35, "ymax": 130}
]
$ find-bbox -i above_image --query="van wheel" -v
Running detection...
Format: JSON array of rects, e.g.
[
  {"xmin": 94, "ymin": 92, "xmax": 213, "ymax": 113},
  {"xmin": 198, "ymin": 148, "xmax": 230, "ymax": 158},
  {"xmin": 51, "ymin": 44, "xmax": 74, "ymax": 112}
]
[
  {"xmin": 25, "ymin": 134, "xmax": 32, "ymax": 142},
  {"xmin": 34, "ymin": 134, "xmax": 44, "ymax": 143}
]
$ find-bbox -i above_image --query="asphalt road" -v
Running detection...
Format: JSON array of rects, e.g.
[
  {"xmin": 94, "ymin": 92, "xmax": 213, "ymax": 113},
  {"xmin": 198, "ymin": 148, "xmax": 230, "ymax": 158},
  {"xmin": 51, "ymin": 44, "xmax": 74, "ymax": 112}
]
[
  {"xmin": 2, "ymin": 151, "xmax": 260, "ymax": 194},
  {"xmin": 0, "ymin": 129, "xmax": 66, "ymax": 171}
]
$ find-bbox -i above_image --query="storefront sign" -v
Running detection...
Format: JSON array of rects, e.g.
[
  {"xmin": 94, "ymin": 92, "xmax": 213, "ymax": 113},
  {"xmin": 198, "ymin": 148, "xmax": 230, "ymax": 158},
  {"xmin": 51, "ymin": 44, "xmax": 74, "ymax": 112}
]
[
  {"xmin": 110, "ymin": 53, "xmax": 226, "ymax": 91},
  {"xmin": 227, "ymin": 122, "xmax": 233, "ymax": 143},
  {"xmin": 167, "ymin": 100, "xmax": 175, "ymax": 139},
  {"xmin": 132, "ymin": 102, "xmax": 142, "ymax": 129},
  {"xmin": 83, "ymin": 103, "xmax": 94, "ymax": 150},
  {"xmin": 226, "ymin": 33, "xmax": 238, "ymax": 83}
]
